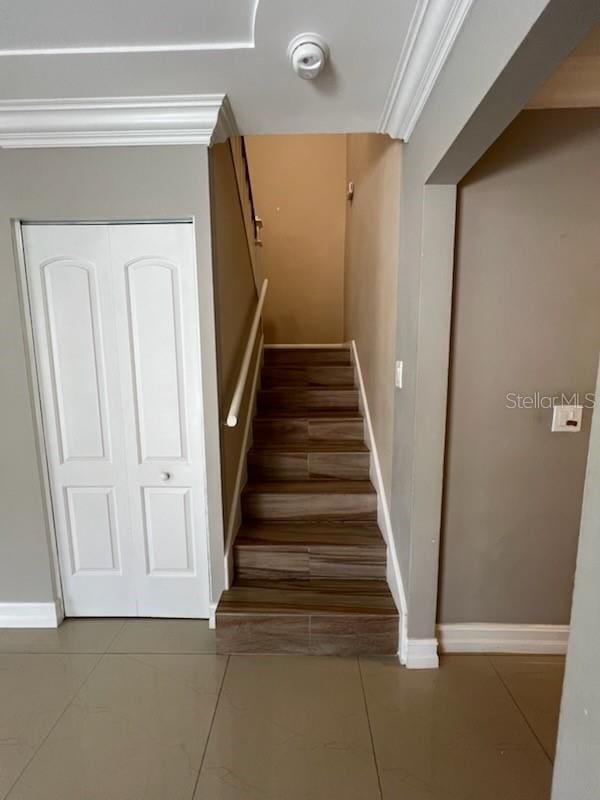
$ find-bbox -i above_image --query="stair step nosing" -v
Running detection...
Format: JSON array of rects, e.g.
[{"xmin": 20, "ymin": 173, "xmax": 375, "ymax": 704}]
[{"xmin": 249, "ymin": 446, "xmax": 369, "ymax": 454}]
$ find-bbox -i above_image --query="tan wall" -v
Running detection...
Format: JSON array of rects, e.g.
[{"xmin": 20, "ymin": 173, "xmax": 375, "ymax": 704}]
[
  {"xmin": 439, "ymin": 109, "xmax": 600, "ymax": 625},
  {"xmin": 245, "ymin": 135, "xmax": 347, "ymax": 344},
  {"xmin": 209, "ymin": 142, "xmax": 260, "ymax": 532},
  {"xmin": 344, "ymin": 134, "xmax": 402, "ymax": 499},
  {"xmin": 528, "ymin": 24, "xmax": 600, "ymax": 109}
]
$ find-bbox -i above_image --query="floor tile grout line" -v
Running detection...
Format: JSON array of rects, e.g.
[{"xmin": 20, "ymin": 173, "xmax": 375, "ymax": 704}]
[
  {"xmin": 0, "ymin": 649, "xmax": 218, "ymax": 656},
  {"xmin": 190, "ymin": 654, "xmax": 231, "ymax": 799},
  {"xmin": 357, "ymin": 657, "xmax": 384, "ymax": 800},
  {"xmin": 1, "ymin": 650, "xmax": 106, "ymax": 800},
  {"xmin": 486, "ymin": 655, "xmax": 554, "ymax": 765},
  {"xmin": 103, "ymin": 618, "xmax": 128, "ymax": 652}
]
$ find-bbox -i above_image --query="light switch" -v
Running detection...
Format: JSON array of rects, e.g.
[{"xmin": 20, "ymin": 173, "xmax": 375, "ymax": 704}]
[
  {"xmin": 395, "ymin": 360, "xmax": 403, "ymax": 389},
  {"xmin": 551, "ymin": 405, "xmax": 583, "ymax": 433}
]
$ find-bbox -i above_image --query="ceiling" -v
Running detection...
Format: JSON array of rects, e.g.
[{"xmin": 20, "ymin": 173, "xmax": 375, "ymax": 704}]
[
  {"xmin": 0, "ymin": 0, "xmax": 259, "ymax": 54},
  {"xmin": 0, "ymin": 0, "xmax": 474, "ymax": 138}
]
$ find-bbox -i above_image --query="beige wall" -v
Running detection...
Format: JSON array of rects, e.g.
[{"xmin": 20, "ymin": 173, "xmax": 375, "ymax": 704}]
[
  {"xmin": 0, "ymin": 145, "xmax": 226, "ymax": 604},
  {"xmin": 344, "ymin": 134, "xmax": 402, "ymax": 499},
  {"xmin": 439, "ymin": 109, "xmax": 600, "ymax": 625},
  {"xmin": 209, "ymin": 142, "xmax": 260, "ymax": 533},
  {"xmin": 245, "ymin": 135, "xmax": 347, "ymax": 344},
  {"xmin": 528, "ymin": 24, "xmax": 600, "ymax": 109}
]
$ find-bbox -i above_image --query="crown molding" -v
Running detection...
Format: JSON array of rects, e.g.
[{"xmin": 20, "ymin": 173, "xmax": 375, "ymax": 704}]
[
  {"xmin": 379, "ymin": 0, "xmax": 474, "ymax": 140},
  {"xmin": 0, "ymin": 94, "xmax": 238, "ymax": 149},
  {"xmin": 212, "ymin": 96, "xmax": 239, "ymax": 144}
]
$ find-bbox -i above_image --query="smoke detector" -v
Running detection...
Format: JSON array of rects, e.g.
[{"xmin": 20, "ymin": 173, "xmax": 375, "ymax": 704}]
[{"xmin": 287, "ymin": 33, "xmax": 330, "ymax": 80}]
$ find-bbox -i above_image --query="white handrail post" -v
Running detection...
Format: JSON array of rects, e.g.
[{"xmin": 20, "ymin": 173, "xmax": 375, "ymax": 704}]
[{"xmin": 226, "ymin": 278, "xmax": 268, "ymax": 427}]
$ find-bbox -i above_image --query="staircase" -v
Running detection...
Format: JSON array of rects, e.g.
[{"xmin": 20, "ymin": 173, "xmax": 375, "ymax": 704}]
[{"xmin": 216, "ymin": 346, "xmax": 399, "ymax": 655}]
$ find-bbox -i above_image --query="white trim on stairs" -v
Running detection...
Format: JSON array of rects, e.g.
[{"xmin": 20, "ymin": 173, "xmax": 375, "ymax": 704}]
[
  {"xmin": 437, "ymin": 623, "xmax": 570, "ymax": 655},
  {"xmin": 350, "ymin": 340, "xmax": 411, "ymax": 664},
  {"xmin": 223, "ymin": 334, "xmax": 264, "ymax": 588},
  {"xmin": 0, "ymin": 601, "xmax": 63, "ymax": 628}
]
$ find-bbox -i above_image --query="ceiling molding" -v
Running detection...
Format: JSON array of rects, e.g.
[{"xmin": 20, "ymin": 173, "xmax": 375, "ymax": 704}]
[
  {"xmin": 0, "ymin": 0, "xmax": 260, "ymax": 57},
  {"xmin": 0, "ymin": 94, "xmax": 238, "ymax": 148},
  {"xmin": 379, "ymin": 0, "xmax": 474, "ymax": 140},
  {"xmin": 212, "ymin": 96, "xmax": 240, "ymax": 144},
  {"xmin": 0, "ymin": 41, "xmax": 253, "ymax": 57}
]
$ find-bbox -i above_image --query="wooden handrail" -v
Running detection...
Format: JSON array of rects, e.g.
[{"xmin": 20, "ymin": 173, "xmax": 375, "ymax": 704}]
[{"xmin": 226, "ymin": 278, "xmax": 268, "ymax": 427}]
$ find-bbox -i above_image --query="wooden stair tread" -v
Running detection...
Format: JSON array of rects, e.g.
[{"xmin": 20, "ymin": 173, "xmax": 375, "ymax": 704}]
[
  {"xmin": 264, "ymin": 347, "xmax": 351, "ymax": 364},
  {"xmin": 261, "ymin": 365, "xmax": 355, "ymax": 388},
  {"xmin": 244, "ymin": 480, "xmax": 375, "ymax": 495},
  {"xmin": 259, "ymin": 387, "xmax": 357, "ymax": 394},
  {"xmin": 255, "ymin": 409, "xmax": 363, "ymax": 420},
  {"xmin": 235, "ymin": 521, "xmax": 385, "ymax": 548},
  {"xmin": 217, "ymin": 343, "xmax": 398, "ymax": 655},
  {"xmin": 217, "ymin": 579, "xmax": 397, "ymax": 617},
  {"xmin": 250, "ymin": 440, "xmax": 369, "ymax": 453}
]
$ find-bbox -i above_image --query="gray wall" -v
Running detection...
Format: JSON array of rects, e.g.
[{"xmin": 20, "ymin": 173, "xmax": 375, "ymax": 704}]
[
  {"xmin": 551, "ymin": 358, "xmax": 600, "ymax": 799},
  {"xmin": 439, "ymin": 109, "xmax": 600, "ymax": 624},
  {"xmin": 0, "ymin": 145, "xmax": 225, "ymax": 605}
]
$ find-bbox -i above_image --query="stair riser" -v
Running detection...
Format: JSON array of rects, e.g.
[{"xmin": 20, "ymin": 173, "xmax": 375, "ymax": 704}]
[
  {"xmin": 253, "ymin": 418, "xmax": 364, "ymax": 444},
  {"xmin": 248, "ymin": 451, "xmax": 370, "ymax": 480},
  {"xmin": 261, "ymin": 366, "xmax": 355, "ymax": 388},
  {"xmin": 264, "ymin": 349, "xmax": 352, "ymax": 366},
  {"xmin": 242, "ymin": 492, "xmax": 377, "ymax": 522},
  {"xmin": 258, "ymin": 389, "xmax": 359, "ymax": 412},
  {"xmin": 216, "ymin": 614, "xmax": 398, "ymax": 655},
  {"xmin": 234, "ymin": 546, "xmax": 386, "ymax": 580}
]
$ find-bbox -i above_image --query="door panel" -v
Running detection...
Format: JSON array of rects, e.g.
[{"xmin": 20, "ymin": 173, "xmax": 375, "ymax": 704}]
[
  {"xmin": 126, "ymin": 259, "xmax": 187, "ymax": 462},
  {"xmin": 23, "ymin": 225, "xmax": 135, "ymax": 616},
  {"xmin": 64, "ymin": 486, "xmax": 121, "ymax": 573},
  {"xmin": 109, "ymin": 223, "xmax": 209, "ymax": 617},
  {"xmin": 142, "ymin": 487, "xmax": 195, "ymax": 574},
  {"xmin": 22, "ymin": 222, "xmax": 209, "ymax": 618},
  {"xmin": 42, "ymin": 259, "xmax": 109, "ymax": 462}
]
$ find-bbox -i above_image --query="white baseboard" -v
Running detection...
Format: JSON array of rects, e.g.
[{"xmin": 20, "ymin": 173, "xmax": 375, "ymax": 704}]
[
  {"xmin": 223, "ymin": 334, "xmax": 264, "ymax": 588},
  {"xmin": 437, "ymin": 623, "xmax": 570, "ymax": 654},
  {"xmin": 208, "ymin": 603, "xmax": 217, "ymax": 630},
  {"xmin": 406, "ymin": 638, "xmax": 440, "ymax": 669},
  {"xmin": 350, "ymin": 340, "xmax": 410, "ymax": 665},
  {"xmin": 0, "ymin": 601, "xmax": 62, "ymax": 628}
]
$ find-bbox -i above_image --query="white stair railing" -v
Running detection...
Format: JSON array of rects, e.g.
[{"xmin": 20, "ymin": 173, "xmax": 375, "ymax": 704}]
[{"xmin": 226, "ymin": 278, "xmax": 268, "ymax": 427}]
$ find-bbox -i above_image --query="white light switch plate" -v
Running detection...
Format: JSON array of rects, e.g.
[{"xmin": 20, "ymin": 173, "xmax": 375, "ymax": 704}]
[
  {"xmin": 395, "ymin": 360, "xmax": 403, "ymax": 389},
  {"xmin": 552, "ymin": 405, "xmax": 583, "ymax": 433}
]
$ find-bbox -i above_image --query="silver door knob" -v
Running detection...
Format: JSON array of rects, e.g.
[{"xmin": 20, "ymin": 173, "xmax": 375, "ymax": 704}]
[{"xmin": 160, "ymin": 471, "xmax": 171, "ymax": 481}]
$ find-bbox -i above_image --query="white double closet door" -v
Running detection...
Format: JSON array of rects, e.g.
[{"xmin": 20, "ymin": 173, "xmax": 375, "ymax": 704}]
[{"xmin": 23, "ymin": 223, "xmax": 210, "ymax": 618}]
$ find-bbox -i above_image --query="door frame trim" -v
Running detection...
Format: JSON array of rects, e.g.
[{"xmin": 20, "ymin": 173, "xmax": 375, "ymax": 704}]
[
  {"xmin": 12, "ymin": 218, "xmax": 217, "ymax": 621},
  {"xmin": 12, "ymin": 219, "xmax": 65, "ymax": 622}
]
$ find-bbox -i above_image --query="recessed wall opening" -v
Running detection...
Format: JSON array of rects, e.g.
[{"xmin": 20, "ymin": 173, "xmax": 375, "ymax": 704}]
[{"xmin": 438, "ymin": 25, "xmax": 600, "ymax": 765}]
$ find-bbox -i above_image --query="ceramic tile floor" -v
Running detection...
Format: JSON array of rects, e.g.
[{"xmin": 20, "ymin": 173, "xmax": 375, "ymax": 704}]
[{"xmin": 0, "ymin": 619, "xmax": 564, "ymax": 799}]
